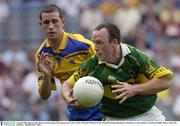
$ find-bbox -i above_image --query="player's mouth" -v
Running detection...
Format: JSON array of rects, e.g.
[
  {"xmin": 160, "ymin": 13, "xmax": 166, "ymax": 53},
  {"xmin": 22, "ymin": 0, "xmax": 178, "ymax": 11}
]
[
  {"xmin": 96, "ymin": 53, "xmax": 101, "ymax": 57},
  {"xmin": 48, "ymin": 32, "xmax": 56, "ymax": 36}
]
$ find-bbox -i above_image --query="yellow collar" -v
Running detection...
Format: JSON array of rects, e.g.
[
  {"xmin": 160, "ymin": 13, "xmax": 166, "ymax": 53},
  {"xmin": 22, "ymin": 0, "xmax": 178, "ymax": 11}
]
[{"xmin": 46, "ymin": 31, "xmax": 68, "ymax": 52}]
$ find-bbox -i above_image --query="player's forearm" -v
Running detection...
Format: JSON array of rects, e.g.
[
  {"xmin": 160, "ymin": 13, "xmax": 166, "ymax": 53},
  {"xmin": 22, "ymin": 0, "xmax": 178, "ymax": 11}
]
[
  {"xmin": 61, "ymin": 80, "xmax": 72, "ymax": 102},
  {"xmin": 134, "ymin": 77, "xmax": 171, "ymax": 95},
  {"xmin": 38, "ymin": 75, "xmax": 52, "ymax": 100}
]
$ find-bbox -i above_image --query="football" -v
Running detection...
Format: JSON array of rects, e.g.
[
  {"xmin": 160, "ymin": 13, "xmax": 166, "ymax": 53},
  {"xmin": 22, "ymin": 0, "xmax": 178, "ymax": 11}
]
[{"xmin": 73, "ymin": 76, "xmax": 104, "ymax": 107}]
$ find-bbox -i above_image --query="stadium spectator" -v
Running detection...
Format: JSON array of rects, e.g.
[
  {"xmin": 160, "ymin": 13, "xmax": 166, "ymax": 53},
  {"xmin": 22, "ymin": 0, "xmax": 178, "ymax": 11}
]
[
  {"xmin": 80, "ymin": 2, "xmax": 103, "ymax": 38},
  {"xmin": 2, "ymin": 40, "xmax": 29, "ymax": 68},
  {"xmin": 0, "ymin": 0, "xmax": 10, "ymax": 23},
  {"xmin": 113, "ymin": 1, "xmax": 141, "ymax": 37}
]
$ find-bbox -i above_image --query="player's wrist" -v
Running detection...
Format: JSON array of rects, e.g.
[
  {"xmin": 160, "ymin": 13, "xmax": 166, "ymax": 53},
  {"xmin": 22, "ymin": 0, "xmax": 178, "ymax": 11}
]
[
  {"xmin": 62, "ymin": 92, "xmax": 70, "ymax": 103},
  {"xmin": 133, "ymin": 84, "xmax": 142, "ymax": 95},
  {"xmin": 43, "ymin": 71, "xmax": 52, "ymax": 76},
  {"xmin": 43, "ymin": 74, "xmax": 52, "ymax": 80}
]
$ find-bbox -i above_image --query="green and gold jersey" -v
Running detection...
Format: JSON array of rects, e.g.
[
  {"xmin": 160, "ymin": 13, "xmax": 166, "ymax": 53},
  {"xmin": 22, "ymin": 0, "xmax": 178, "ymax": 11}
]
[
  {"xmin": 69, "ymin": 43, "xmax": 174, "ymax": 118},
  {"xmin": 35, "ymin": 31, "xmax": 95, "ymax": 90}
]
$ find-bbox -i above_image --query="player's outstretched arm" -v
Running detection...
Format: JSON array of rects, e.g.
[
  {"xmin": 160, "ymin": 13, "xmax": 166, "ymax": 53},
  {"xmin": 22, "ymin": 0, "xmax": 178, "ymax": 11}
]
[
  {"xmin": 131, "ymin": 77, "xmax": 171, "ymax": 95},
  {"xmin": 111, "ymin": 77, "xmax": 172, "ymax": 103},
  {"xmin": 62, "ymin": 80, "xmax": 80, "ymax": 108},
  {"xmin": 37, "ymin": 53, "xmax": 53, "ymax": 100},
  {"xmin": 38, "ymin": 75, "xmax": 52, "ymax": 100}
]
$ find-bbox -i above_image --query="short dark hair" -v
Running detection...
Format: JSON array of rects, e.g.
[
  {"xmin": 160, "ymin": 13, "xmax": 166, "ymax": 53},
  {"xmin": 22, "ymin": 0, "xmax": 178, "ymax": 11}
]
[
  {"xmin": 39, "ymin": 4, "xmax": 63, "ymax": 20},
  {"xmin": 94, "ymin": 23, "xmax": 121, "ymax": 44}
]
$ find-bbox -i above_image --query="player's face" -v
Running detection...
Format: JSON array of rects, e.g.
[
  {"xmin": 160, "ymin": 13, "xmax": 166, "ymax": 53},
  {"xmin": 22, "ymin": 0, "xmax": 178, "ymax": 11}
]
[
  {"xmin": 40, "ymin": 11, "xmax": 64, "ymax": 41},
  {"xmin": 92, "ymin": 28, "xmax": 115, "ymax": 62}
]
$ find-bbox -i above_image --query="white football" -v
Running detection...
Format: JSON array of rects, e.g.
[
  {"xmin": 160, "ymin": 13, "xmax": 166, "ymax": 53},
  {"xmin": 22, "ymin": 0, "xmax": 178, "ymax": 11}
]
[{"xmin": 73, "ymin": 76, "xmax": 104, "ymax": 107}]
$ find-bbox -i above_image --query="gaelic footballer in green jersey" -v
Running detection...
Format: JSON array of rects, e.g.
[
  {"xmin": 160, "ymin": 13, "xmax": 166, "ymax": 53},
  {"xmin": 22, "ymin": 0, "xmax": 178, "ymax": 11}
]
[{"xmin": 68, "ymin": 43, "xmax": 174, "ymax": 118}]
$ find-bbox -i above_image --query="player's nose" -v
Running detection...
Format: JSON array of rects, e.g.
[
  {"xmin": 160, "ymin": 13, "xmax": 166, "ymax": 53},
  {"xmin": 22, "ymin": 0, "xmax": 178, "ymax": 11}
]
[
  {"xmin": 94, "ymin": 44, "xmax": 98, "ymax": 51},
  {"xmin": 48, "ymin": 22, "xmax": 54, "ymax": 29}
]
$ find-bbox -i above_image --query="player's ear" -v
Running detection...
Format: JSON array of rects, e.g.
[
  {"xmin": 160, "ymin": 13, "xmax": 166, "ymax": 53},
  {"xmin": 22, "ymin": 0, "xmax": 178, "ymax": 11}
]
[
  {"xmin": 38, "ymin": 21, "xmax": 42, "ymax": 26},
  {"xmin": 112, "ymin": 39, "xmax": 119, "ymax": 45},
  {"xmin": 61, "ymin": 18, "xmax": 65, "ymax": 25}
]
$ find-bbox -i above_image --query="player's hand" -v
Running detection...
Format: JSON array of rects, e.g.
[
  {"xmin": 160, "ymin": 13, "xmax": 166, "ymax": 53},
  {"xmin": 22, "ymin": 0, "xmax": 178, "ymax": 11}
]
[
  {"xmin": 67, "ymin": 89, "xmax": 84, "ymax": 109},
  {"xmin": 37, "ymin": 52, "xmax": 53, "ymax": 76},
  {"xmin": 111, "ymin": 81, "xmax": 137, "ymax": 104}
]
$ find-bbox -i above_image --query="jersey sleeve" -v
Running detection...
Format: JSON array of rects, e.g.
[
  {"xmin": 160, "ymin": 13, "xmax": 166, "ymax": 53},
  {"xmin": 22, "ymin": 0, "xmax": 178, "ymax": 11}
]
[
  {"xmin": 135, "ymin": 49, "xmax": 174, "ymax": 80},
  {"xmin": 87, "ymin": 40, "xmax": 96, "ymax": 56},
  {"xmin": 68, "ymin": 56, "xmax": 97, "ymax": 87}
]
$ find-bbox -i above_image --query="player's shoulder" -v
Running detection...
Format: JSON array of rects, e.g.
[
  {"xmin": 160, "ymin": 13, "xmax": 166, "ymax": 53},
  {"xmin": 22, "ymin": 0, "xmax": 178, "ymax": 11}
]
[
  {"xmin": 35, "ymin": 39, "xmax": 47, "ymax": 57},
  {"xmin": 125, "ymin": 44, "xmax": 137, "ymax": 52},
  {"xmin": 125, "ymin": 43, "xmax": 145, "ymax": 56},
  {"xmin": 66, "ymin": 32, "xmax": 94, "ymax": 46},
  {"xmin": 124, "ymin": 43, "xmax": 150, "ymax": 63},
  {"xmin": 85, "ymin": 55, "xmax": 99, "ymax": 65}
]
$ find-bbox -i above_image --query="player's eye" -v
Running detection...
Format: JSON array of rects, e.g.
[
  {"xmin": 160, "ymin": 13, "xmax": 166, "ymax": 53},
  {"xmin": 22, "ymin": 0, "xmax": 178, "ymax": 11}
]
[
  {"xmin": 51, "ymin": 19, "xmax": 59, "ymax": 24},
  {"xmin": 94, "ymin": 40, "xmax": 102, "ymax": 45},
  {"xmin": 43, "ymin": 20, "xmax": 50, "ymax": 25}
]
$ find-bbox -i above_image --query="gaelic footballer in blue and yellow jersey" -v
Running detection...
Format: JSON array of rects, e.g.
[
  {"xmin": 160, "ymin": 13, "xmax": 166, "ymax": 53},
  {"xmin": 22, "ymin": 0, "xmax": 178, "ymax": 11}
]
[
  {"xmin": 35, "ymin": 31, "xmax": 95, "ymax": 90},
  {"xmin": 35, "ymin": 32, "xmax": 105, "ymax": 121},
  {"xmin": 36, "ymin": 31, "xmax": 105, "ymax": 121}
]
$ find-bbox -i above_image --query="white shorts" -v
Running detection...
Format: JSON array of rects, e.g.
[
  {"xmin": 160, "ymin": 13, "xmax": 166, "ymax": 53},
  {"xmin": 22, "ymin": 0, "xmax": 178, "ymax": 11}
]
[{"xmin": 105, "ymin": 106, "xmax": 165, "ymax": 121}]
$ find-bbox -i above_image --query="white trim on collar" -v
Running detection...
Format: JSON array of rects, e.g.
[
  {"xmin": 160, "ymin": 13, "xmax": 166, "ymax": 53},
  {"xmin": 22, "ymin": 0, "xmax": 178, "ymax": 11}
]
[{"xmin": 99, "ymin": 43, "xmax": 131, "ymax": 69}]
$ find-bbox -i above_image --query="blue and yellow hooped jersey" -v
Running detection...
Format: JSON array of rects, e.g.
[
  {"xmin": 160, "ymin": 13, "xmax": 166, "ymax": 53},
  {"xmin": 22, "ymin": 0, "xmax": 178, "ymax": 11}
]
[{"xmin": 35, "ymin": 32, "xmax": 95, "ymax": 90}]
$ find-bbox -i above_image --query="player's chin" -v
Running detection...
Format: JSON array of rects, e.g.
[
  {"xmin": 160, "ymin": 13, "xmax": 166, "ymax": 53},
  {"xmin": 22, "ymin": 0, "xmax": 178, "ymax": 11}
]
[
  {"xmin": 47, "ymin": 35, "xmax": 58, "ymax": 40},
  {"xmin": 96, "ymin": 54, "xmax": 101, "ymax": 58},
  {"xmin": 97, "ymin": 55, "xmax": 104, "ymax": 61}
]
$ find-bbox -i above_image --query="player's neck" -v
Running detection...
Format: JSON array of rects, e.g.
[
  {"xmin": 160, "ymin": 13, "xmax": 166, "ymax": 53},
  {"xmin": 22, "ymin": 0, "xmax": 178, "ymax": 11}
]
[
  {"xmin": 113, "ymin": 47, "xmax": 122, "ymax": 65},
  {"xmin": 108, "ymin": 46, "xmax": 122, "ymax": 65},
  {"xmin": 48, "ymin": 32, "xmax": 63, "ymax": 51}
]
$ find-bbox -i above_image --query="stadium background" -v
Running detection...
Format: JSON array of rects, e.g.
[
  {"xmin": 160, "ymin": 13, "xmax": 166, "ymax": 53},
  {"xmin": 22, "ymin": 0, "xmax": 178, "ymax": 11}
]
[{"xmin": 0, "ymin": 0, "xmax": 179, "ymax": 121}]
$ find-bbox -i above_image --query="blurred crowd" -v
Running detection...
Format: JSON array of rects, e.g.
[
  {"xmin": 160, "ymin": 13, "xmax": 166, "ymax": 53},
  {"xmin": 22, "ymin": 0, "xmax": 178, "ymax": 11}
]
[{"xmin": 0, "ymin": 0, "xmax": 179, "ymax": 121}]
